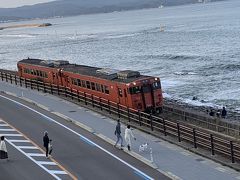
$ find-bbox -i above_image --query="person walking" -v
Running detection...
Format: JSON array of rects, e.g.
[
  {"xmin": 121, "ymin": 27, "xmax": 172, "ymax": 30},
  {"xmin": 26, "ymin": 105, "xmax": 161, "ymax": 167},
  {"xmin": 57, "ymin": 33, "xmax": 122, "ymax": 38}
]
[
  {"xmin": 114, "ymin": 119, "xmax": 123, "ymax": 149},
  {"xmin": 124, "ymin": 125, "xmax": 136, "ymax": 151},
  {"xmin": 43, "ymin": 131, "xmax": 50, "ymax": 158},
  {"xmin": 48, "ymin": 139, "xmax": 53, "ymax": 156},
  {"xmin": 221, "ymin": 107, "xmax": 227, "ymax": 119},
  {"xmin": 0, "ymin": 136, "xmax": 8, "ymax": 160}
]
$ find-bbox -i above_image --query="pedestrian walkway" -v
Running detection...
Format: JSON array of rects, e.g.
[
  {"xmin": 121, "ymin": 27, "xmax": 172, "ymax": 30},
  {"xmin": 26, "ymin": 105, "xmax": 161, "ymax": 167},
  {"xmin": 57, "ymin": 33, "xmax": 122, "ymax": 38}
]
[{"xmin": 1, "ymin": 81, "xmax": 240, "ymax": 180}]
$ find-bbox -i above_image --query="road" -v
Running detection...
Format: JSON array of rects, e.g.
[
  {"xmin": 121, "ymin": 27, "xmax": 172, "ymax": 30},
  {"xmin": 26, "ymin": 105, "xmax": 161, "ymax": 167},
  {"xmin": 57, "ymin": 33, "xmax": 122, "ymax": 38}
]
[{"xmin": 0, "ymin": 93, "xmax": 168, "ymax": 180}]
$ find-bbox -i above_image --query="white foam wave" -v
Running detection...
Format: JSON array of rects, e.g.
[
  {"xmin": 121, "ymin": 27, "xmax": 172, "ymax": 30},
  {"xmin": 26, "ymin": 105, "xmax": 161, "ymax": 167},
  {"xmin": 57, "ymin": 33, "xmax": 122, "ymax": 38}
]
[{"xmin": 0, "ymin": 34, "xmax": 36, "ymax": 38}]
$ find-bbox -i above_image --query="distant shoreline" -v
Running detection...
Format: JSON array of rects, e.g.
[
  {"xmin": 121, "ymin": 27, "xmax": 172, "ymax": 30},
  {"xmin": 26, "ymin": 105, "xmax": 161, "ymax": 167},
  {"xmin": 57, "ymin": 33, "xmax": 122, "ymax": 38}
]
[{"xmin": 0, "ymin": 23, "xmax": 52, "ymax": 30}]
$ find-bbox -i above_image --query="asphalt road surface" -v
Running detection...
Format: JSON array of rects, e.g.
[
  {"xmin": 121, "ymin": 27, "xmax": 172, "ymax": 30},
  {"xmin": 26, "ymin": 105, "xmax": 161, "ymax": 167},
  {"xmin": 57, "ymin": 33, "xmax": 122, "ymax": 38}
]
[{"xmin": 0, "ymin": 93, "xmax": 169, "ymax": 180}]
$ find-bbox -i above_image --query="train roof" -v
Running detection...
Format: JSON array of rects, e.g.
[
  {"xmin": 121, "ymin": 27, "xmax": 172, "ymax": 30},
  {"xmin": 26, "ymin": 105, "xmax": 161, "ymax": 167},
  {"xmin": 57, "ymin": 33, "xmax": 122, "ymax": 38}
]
[{"xmin": 18, "ymin": 59, "xmax": 153, "ymax": 83}]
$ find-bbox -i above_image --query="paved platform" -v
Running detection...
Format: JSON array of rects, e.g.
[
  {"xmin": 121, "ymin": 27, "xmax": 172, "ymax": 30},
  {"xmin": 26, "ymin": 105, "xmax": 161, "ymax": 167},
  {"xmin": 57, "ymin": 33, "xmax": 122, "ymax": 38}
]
[{"xmin": 1, "ymin": 81, "xmax": 240, "ymax": 180}]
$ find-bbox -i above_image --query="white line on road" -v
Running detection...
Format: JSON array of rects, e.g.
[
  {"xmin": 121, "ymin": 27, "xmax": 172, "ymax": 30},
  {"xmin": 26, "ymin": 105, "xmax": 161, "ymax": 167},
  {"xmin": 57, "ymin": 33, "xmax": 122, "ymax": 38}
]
[
  {"xmin": 27, "ymin": 153, "xmax": 45, "ymax": 157},
  {"xmin": 0, "ymin": 124, "xmax": 9, "ymax": 126},
  {"xmin": 0, "ymin": 134, "xmax": 22, "ymax": 136},
  {"xmin": 18, "ymin": 146, "xmax": 39, "ymax": 149},
  {"xmin": 49, "ymin": 170, "xmax": 68, "ymax": 175},
  {"xmin": 38, "ymin": 161, "xmax": 57, "ymax": 165},
  {"xmin": 8, "ymin": 139, "xmax": 30, "ymax": 143},
  {"xmin": 0, "ymin": 94, "xmax": 154, "ymax": 180},
  {"xmin": 0, "ymin": 129, "xmax": 16, "ymax": 131}
]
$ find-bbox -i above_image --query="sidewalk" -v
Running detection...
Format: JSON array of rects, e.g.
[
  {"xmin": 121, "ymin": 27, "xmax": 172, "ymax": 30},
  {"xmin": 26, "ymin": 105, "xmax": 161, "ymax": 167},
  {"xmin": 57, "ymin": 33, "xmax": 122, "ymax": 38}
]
[{"xmin": 1, "ymin": 81, "xmax": 240, "ymax": 180}]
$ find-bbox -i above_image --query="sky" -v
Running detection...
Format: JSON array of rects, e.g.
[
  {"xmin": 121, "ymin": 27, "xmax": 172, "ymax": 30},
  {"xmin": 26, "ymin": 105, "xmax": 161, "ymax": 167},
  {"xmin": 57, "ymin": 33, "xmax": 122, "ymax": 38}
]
[{"xmin": 0, "ymin": 0, "xmax": 57, "ymax": 8}]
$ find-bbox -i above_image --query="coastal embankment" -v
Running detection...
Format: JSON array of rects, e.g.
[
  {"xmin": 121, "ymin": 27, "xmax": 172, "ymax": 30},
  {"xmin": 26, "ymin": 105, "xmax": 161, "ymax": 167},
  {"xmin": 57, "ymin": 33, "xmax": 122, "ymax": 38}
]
[{"xmin": 0, "ymin": 23, "xmax": 52, "ymax": 30}]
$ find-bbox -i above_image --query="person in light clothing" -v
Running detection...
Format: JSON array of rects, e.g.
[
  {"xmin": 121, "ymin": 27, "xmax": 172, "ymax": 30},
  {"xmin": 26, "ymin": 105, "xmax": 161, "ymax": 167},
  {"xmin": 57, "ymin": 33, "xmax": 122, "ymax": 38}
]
[
  {"xmin": 125, "ymin": 125, "xmax": 136, "ymax": 151},
  {"xmin": 0, "ymin": 136, "xmax": 8, "ymax": 160}
]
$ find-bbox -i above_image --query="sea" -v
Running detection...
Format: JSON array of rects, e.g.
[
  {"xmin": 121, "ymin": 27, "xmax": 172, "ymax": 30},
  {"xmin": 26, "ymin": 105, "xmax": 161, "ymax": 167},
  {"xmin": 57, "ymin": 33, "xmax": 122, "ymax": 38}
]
[{"xmin": 0, "ymin": 0, "xmax": 240, "ymax": 113}]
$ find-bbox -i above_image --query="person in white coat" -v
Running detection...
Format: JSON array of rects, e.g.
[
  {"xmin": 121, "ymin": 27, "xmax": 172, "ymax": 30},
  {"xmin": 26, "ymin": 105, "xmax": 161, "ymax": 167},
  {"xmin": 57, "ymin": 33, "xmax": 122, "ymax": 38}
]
[
  {"xmin": 0, "ymin": 136, "xmax": 8, "ymax": 160},
  {"xmin": 125, "ymin": 125, "xmax": 136, "ymax": 151}
]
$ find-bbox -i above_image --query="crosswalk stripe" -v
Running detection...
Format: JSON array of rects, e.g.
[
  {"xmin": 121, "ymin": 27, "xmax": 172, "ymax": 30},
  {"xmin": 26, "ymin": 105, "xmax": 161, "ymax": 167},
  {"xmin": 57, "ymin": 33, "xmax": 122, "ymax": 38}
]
[
  {"xmin": 8, "ymin": 139, "xmax": 30, "ymax": 143},
  {"xmin": 0, "ymin": 129, "xmax": 15, "ymax": 131},
  {"xmin": 18, "ymin": 146, "xmax": 38, "ymax": 149},
  {"xmin": 0, "ymin": 124, "xmax": 8, "ymax": 126},
  {"xmin": 49, "ymin": 170, "xmax": 68, "ymax": 175},
  {"xmin": 0, "ymin": 134, "xmax": 22, "ymax": 136},
  {"xmin": 27, "ymin": 153, "xmax": 45, "ymax": 157},
  {"xmin": 38, "ymin": 161, "xmax": 57, "ymax": 165}
]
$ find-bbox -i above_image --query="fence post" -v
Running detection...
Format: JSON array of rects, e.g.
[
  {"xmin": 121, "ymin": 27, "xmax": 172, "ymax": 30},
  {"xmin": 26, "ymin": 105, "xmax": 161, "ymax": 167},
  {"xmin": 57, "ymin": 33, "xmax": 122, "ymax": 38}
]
[
  {"xmin": 108, "ymin": 100, "xmax": 111, "ymax": 114},
  {"xmin": 51, "ymin": 84, "xmax": 53, "ymax": 94},
  {"xmin": 77, "ymin": 91, "xmax": 80, "ymax": 102},
  {"xmin": 230, "ymin": 141, "xmax": 235, "ymax": 163},
  {"xmin": 20, "ymin": 77, "xmax": 22, "ymax": 86},
  {"xmin": 57, "ymin": 85, "xmax": 60, "ymax": 95},
  {"xmin": 138, "ymin": 110, "xmax": 142, "ymax": 126},
  {"xmin": 84, "ymin": 92, "xmax": 87, "ymax": 105},
  {"xmin": 127, "ymin": 108, "xmax": 130, "ymax": 122},
  {"xmin": 1, "ymin": 72, "xmax": 3, "ymax": 81},
  {"xmin": 163, "ymin": 118, "xmax": 167, "ymax": 136},
  {"xmin": 10, "ymin": 74, "xmax": 12, "ymax": 84},
  {"xmin": 30, "ymin": 80, "xmax": 33, "ymax": 89},
  {"xmin": 92, "ymin": 95, "xmax": 94, "ymax": 107},
  {"xmin": 37, "ymin": 82, "xmax": 39, "ymax": 91},
  {"xmin": 5, "ymin": 73, "xmax": 8, "ymax": 82},
  {"xmin": 65, "ymin": 87, "xmax": 67, "ymax": 97},
  {"xmin": 25, "ymin": 78, "xmax": 27, "ymax": 88},
  {"xmin": 71, "ymin": 88, "xmax": 73, "ymax": 99},
  {"xmin": 99, "ymin": 98, "xmax": 102, "ymax": 111},
  {"xmin": 15, "ymin": 75, "xmax": 17, "ymax": 85},
  {"xmin": 150, "ymin": 114, "xmax": 153, "ymax": 131},
  {"xmin": 117, "ymin": 103, "xmax": 120, "ymax": 118},
  {"xmin": 193, "ymin": 128, "xmax": 197, "ymax": 148},
  {"xmin": 210, "ymin": 134, "xmax": 214, "ymax": 155},
  {"xmin": 177, "ymin": 123, "xmax": 181, "ymax": 142},
  {"xmin": 43, "ymin": 82, "xmax": 46, "ymax": 93}
]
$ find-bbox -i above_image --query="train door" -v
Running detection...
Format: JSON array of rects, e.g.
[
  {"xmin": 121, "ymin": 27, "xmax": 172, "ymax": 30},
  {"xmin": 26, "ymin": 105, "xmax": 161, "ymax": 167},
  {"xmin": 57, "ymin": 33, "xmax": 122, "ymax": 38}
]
[
  {"xmin": 141, "ymin": 84, "xmax": 154, "ymax": 112},
  {"xmin": 117, "ymin": 87, "xmax": 126, "ymax": 106}
]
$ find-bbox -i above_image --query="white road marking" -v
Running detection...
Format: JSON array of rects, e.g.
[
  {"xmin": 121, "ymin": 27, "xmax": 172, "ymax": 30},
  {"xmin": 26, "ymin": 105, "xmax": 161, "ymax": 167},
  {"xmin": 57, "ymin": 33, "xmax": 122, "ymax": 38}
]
[
  {"xmin": 27, "ymin": 153, "xmax": 45, "ymax": 157},
  {"xmin": 38, "ymin": 161, "xmax": 57, "ymax": 165},
  {"xmin": 6, "ymin": 139, "xmax": 61, "ymax": 180},
  {"xmin": 0, "ymin": 124, "xmax": 9, "ymax": 126},
  {"xmin": 0, "ymin": 134, "xmax": 22, "ymax": 136},
  {"xmin": 0, "ymin": 94, "xmax": 154, "ymax": 180},
  {"xmin": 18, "ymin": 146, "xmax": 39, "ymax": 149},
  {"xmin": 8, "ymin": 139, "xmax": 30, "ymax": 143},
  {"xmin": 0, "ymin": 129, "xmax": 16, "ymax": 131},
  {"xmin": 49, "ymin": 170, "xmax": 68, "ymax": 175},
  {"xmin": 0, "ymin": 117, "xmax": 70, "ymax": 179}
]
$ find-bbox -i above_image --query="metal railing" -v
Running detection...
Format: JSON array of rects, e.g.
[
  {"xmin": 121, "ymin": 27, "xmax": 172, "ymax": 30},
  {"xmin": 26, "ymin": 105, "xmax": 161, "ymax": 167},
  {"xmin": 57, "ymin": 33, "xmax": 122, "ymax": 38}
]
[{"xmin": 0, "ymin": 71, "xmax": 240, "ymax": 164}]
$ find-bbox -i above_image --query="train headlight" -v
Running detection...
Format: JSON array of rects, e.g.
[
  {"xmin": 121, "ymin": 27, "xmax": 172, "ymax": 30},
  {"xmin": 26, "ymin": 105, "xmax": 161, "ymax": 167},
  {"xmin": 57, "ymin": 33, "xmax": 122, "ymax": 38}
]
[
  {"xmin": 155, "ymin": 78, "xmax": 158, "ymax": 81},
  {"xmin": 133, "ymin": 82, "xmax": 136, "ymax": 85}
]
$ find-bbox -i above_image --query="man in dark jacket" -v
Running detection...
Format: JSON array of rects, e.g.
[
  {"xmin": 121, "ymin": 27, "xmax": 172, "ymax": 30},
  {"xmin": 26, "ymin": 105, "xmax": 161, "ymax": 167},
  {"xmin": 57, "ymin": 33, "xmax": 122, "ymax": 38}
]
[
  {"xmin": 43, "ymin": 131, "xmax": 50, "ymax": 158},
  {"xmin": 114, "ymin": 119, "xmax": 123, "ymax": 149}
]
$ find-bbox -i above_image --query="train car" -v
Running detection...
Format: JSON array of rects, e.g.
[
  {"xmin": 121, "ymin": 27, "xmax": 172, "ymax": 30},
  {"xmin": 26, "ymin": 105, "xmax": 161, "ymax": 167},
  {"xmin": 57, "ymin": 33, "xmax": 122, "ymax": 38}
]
[{"xmin": 17, "ymin": 58, "xmax": 163, "ymax": 113}]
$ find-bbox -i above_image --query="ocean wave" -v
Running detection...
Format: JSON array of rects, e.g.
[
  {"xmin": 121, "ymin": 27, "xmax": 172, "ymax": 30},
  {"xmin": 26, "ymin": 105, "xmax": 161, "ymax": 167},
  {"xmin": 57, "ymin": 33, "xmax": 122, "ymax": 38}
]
[
  {"xmin": 173, "ymin": 71, "xmax": 197, "ymax": 76},
  {"xmin": 0, "ymin": 34, "xmax": 36, "ymax": 38},
  {"xmin": 135, "ymin": 54, "xmax": 202, "ymax": 61}
]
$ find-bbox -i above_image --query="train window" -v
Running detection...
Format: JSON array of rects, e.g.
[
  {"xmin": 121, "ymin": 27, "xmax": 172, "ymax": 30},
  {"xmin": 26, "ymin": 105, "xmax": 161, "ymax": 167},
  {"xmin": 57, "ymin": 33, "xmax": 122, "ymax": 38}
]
[
  {"xmin": 86, "ymin": 81, "xmax": 90, "ymax": 89},
  {"xmin": 82, "ymin": 80, "xmax": 86, "ymax": 88},
  {"xmin": 91, "ymin": 82, "xmax": 96, "ymax": 90},
  {"xmin": 118, "ymin": 88, "xmax": 123, "ymax": 97},
  {"xmin": 129, "ymin": 86, "xmax": 141, "ymax": 94},
  {"xmin": 44, "ymin": 72, "xmax": 48, "ymax": 78},
  {"xmin": 71, "ymin": 78, "xmax": 77, "ymax": 85},
  {"xmin": 36, "ymin": 70, "xmax": 40, "ymax": 76},
  {"xmin": 142, "ymin": 86, "xmax": 151, "ymax": 93},
  {"xmin": 96, "ymin": 84, "xmax": 101, "ymax": 91},
  {"xmin": 40, "ymin": 71, "xmax": 43, "ymax": 77},
  {"xmin": 105, "ymin": 86, "xmax": 109, "ymax": 94},
  {"xmin": 152, "ymin": 82, "xmax": 161, "ymax": 89},
  {"xmin": 77, "ymin": 79, "xmax": 81, "ymax": 86},
  {"xmin": 30, "ymin": 69, "xmax": 34, "ymax": 75},
  {"xmin": 124, "ymin": 89, "xmax": 127, "ymax": 97},
  {"xmin": 33, "ymin": 70, "xmax": 37, "ymax": 75}
]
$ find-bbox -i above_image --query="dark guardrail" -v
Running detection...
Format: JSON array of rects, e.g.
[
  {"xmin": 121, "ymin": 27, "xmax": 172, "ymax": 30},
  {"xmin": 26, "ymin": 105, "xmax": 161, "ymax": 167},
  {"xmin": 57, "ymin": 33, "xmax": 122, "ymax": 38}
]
[{"xmin": 0, "ymin": 71, "xmax": 240, "ymax": 164}]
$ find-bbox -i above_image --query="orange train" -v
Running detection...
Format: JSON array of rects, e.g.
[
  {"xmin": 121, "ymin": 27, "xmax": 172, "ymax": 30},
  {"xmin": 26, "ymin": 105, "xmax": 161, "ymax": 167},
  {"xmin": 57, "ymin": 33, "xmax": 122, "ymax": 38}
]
[{"xmin": 17, "ymin": 58, "xmax": 163, "ymax": 113}]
